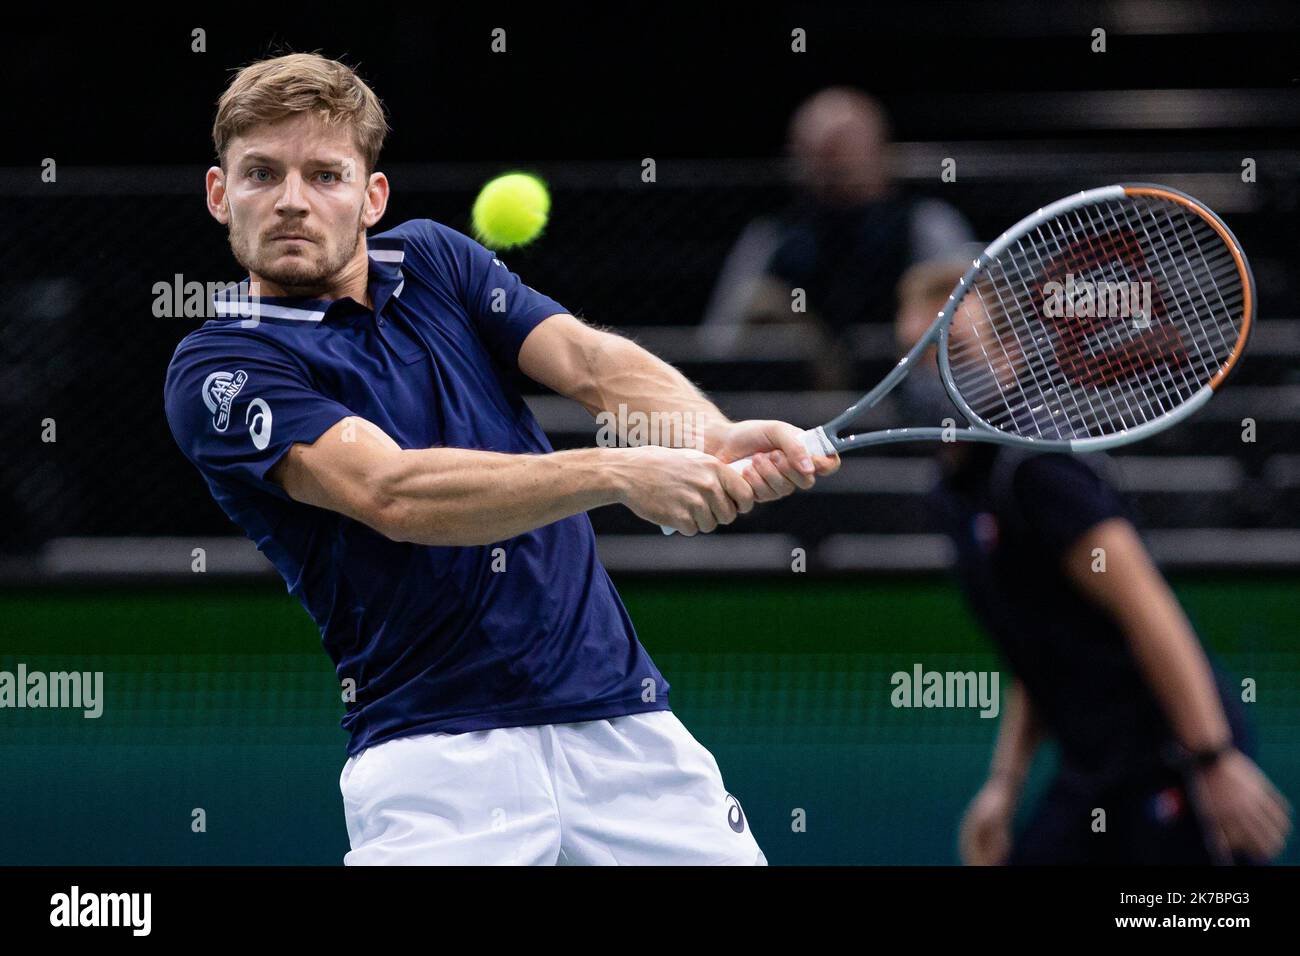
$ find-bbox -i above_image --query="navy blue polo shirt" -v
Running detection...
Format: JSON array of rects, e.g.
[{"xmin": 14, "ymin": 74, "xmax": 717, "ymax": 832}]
[{"xmin": 164, "ymin": 219, "xmax": 670, "ymax": 756}]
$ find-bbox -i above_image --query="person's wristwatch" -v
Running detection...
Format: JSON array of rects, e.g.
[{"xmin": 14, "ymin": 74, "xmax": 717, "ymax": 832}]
[
  {"xmin": 1165, "ymin": 740, "xmax": 1234, "ymax": 772},
  {"xmin": 1189, "ymin": 743, "xmax": 1233, "ymax": 770}
]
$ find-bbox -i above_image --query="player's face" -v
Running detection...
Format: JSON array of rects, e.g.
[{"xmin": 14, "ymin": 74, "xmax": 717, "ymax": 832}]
[{"xmin": 219, "ymin": 113, "xmax": 369, "ymax": 295}]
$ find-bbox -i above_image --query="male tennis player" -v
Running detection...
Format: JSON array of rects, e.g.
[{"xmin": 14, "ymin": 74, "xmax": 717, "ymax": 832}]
[
  {"xmin": 163, "ymin": 53, "xmax": 837, "ymax": 865},
  {"xmin": 892, "ymin": 262, "xmax": 1291, "ymax": 865}
]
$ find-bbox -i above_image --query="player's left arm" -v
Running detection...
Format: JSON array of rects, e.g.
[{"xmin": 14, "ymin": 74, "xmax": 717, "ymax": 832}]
[{"xmin": 518, "ymin": 313, "xmax": 839, "ymax": 500}]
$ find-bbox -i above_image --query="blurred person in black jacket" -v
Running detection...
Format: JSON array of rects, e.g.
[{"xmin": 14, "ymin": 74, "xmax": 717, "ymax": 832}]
[{"xmin": 702, "ymin": 88, "xmax": 973, "ymax": 388}]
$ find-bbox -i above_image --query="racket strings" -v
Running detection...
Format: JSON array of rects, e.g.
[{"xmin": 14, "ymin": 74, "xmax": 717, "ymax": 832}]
[
  {"xmin": 947, "ymin": 195, "xmax": 1246, "ymax": 441},
  {"xmin": 1081, "ymin": 201, "xmax": 1239, "ymax": 410},
  {"xmin": 1093, "ymin": 202, "xmax": 1230, "ymax": 385},
  {"xmin": 980, "ymin": 218, "xmax": 1174, "ymax": 438}
]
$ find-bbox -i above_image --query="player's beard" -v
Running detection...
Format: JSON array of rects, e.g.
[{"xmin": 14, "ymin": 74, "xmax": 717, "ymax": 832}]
[{"xmin": 228, "ymin": 202, "xmax": 367, "ymax": 297}]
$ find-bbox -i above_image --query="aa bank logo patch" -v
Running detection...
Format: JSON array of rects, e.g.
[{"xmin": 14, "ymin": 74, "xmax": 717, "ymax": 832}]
[
  {"xmin": 725, "ymin": 793, "xmax": 746, "ymax": 833},
  {"xmin": 202, "ymin": 370, "xmax": 248, "ymax": 432}
]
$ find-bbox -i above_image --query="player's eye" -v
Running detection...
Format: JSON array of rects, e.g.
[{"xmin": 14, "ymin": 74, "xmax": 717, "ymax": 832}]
[
  {"xmin": 316, "ymin": 170, "xmax": 338, "ymax": 184},
  {"xmin": 247, "ymin": 168, "xmax": 272, "ymax": 182}
]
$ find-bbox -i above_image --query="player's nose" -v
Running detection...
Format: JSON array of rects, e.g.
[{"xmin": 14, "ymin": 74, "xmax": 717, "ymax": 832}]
[{"xmin": 273, "ymin": 172, "xmax": 311, "ymax": 214}]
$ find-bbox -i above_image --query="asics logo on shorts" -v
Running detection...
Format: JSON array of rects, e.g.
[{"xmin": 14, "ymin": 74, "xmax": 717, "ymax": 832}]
[{"xmin": 725, "ymin": 793, "xmax": 746, "ymax": 833}]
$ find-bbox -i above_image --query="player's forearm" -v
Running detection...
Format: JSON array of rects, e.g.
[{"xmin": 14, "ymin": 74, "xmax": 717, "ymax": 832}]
[
  {"xmin": 576, "ymin": 334, "xmax": 732, "ymax": 453},
  {"xmin": 987, "ymin": 680, "xmax": 1042, "ymax": 795},
  {"xmin": 373, "ymin": 446, "xmax": 623, "ymax": 546}
]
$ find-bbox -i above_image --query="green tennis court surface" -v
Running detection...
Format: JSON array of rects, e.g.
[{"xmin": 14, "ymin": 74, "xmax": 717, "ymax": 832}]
[{"xmin": 2, "ymin": 577, "xmax": 1296, "ymax": 864}]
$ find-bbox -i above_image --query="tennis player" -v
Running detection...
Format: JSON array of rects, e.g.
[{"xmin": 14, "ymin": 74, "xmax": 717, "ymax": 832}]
[
  {"xmin": 892, "ymin": 261, "xmax": 1292, "ymax": 865},
  {"xmin": 163, "ymin": 53, "xmax": 838, "ymax": 865}
]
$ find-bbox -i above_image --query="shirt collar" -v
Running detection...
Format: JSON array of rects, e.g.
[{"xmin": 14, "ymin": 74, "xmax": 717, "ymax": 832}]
[{"xmin": 210, "ymin": 235, "xmax": 407, "ymax": 323}]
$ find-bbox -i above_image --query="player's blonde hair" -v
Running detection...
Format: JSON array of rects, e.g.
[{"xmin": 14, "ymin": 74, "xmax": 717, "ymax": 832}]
[{"xmin": 212, "ymin": 52, "xmax": 390, "ymax": 174}]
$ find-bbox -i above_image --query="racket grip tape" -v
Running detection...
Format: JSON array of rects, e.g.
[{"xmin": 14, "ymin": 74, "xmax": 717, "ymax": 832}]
[{"xmin": 659, "ymin": 428, "xmax": 833, "ymax": 535}]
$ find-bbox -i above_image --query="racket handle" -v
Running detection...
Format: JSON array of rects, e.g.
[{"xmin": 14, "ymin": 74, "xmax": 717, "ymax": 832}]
[{"xmin": 659, "ymin": 428, "xmax": 833, "ymax": 535}]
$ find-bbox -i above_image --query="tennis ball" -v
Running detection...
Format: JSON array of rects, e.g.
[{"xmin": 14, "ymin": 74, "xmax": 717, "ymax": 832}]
[{"xmin": 471, "ymin": 172, "xmax": 550, "ymax": 249}]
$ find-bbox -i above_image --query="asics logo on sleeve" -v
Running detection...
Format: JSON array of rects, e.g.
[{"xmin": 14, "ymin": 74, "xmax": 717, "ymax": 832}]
[{"xmin": 246, "ymin": 398, "xmax": 273, "ymax": 450}]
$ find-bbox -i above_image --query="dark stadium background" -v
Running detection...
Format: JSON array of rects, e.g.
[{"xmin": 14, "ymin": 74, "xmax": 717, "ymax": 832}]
[{"xmin": 1, "ymin": 6, "xmax": 1297, "ymax": 864}]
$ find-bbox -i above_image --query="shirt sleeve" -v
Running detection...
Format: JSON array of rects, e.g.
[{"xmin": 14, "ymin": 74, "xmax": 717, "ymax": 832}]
[
  {"xmin": 163, "ymin": 331, "xmax": 354, "ymax": 501},
  {"xmin": 422, "ymin": 220, "xmax": 570, "ymax": 368},
  {"xmin": 1008, "ymin": 453, "xmax": 1131, "ymax": 558}
]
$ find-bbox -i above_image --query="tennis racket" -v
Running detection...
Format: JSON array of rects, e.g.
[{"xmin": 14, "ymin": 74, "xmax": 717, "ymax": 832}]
[{"xmin": 664, "ymin": 183, "xmax": 1254, "ymax": 534}]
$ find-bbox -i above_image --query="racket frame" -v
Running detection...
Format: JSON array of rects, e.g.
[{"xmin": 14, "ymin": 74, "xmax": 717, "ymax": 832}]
[
  {"xmin": 661, "ymin": 184, "xmax": 1253, "ymax": 535},
  {"xmin": 817, "ymin": 183, "xmax": 1255, "ymax": 454}
]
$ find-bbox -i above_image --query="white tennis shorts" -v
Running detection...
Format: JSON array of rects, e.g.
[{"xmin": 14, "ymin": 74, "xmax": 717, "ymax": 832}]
[{"xmin": 339, "ymin": 709, "xmax": 767, "ymax": 865}]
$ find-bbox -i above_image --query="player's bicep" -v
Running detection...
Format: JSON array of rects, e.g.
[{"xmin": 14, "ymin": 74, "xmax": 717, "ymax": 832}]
[
  {"xmin": 517, "ymin": 313, "xmax": 608, "ymax": 403},
  {"xmin": 269, "ymin": 416, "xmax": 404, "ymax": 532}
]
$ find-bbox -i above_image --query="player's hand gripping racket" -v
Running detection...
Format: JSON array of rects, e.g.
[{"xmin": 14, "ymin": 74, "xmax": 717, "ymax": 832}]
[{"xmin": 663, "ymin": 184, "xmax": 1253, "ymax": 533}]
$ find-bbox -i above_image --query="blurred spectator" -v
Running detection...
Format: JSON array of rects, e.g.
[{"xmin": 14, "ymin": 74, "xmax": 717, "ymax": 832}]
[{"xmin": 701, "ymin": 87, "xmax": 973, "ymax": 387}]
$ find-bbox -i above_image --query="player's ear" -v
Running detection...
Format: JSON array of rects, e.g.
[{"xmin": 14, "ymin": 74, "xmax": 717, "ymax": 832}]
[
  {"xmin": 206, "ymin": 166, "xmax": 230, "ymax": 224},
  {"xmin": 361, "ymin": 171, "xmax": 389, "ymax": 229}
]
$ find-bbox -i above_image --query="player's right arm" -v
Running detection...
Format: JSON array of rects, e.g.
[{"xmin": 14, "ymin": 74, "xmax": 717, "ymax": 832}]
[
  {"xmin": 269, "ymin": 415, "xmax": 755, "ymax": 544},
  {"xmin": 164, "ymin": 332, "xmax": 753, "ymax": 544}
]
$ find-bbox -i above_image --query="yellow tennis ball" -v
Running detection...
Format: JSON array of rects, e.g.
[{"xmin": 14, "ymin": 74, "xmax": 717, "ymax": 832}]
[{"xmin": 471, "ymin": 173, "xmax": 550, "ymax": 249}]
